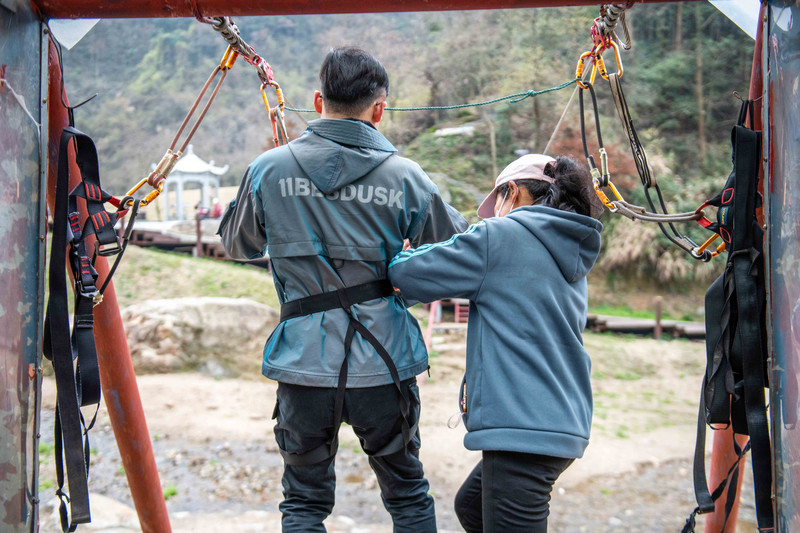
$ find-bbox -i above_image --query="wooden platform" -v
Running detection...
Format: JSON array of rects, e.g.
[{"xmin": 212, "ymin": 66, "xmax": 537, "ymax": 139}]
[
  {"xmin": 127, "ymin": 219, "xmax": 270, "ymax": 268},
  {"xmin": 587, "ymin": 314, "xmax": 705, "ymax": 339}
]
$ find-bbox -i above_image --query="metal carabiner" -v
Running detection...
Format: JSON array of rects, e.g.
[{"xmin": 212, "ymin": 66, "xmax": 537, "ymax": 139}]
[
  {"xmin": 592, "ymin": 178, "xmax": 619, "ymax": 213},
  {"xmin": 139, "ymin": 180, "xmax": 164, "ymax": 207},
  {"xmin": 598, "ymin": 40, "xmax": 623, "ymax": 80},
  {"xmin": 260, "ymin": 82, "xmax": 273, "ymax": 115},
  {"xmin": 576, "ymin": 51, "xmax": 596, "ymax": 90},
  {"xmin": 219, "ymin": 45, "xmax": 239, "ymax": 71}
]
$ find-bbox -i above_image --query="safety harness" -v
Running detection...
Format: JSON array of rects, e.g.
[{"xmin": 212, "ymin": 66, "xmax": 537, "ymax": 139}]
[
  {"xmin": 43, "ymin": 125, "xmax": 138, "ymax": 532},
  {"xmin": 277, "ymin": 279, "xmax": 418, "ymax": 465},
  {"xmin": 684, "ymin": 100, "xmax": 774, "ymax": 532}
]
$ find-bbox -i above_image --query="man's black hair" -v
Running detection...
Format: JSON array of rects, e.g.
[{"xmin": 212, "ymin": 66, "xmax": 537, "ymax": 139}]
[{"xmin": 319, "ymin": 46, "xmax": 389, "ymax": 117}]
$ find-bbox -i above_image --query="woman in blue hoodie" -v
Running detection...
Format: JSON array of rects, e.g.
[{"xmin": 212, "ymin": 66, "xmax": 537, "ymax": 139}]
[{"xmin": 388, "ymin": 154, "xmax": 603, "ymax": 532}]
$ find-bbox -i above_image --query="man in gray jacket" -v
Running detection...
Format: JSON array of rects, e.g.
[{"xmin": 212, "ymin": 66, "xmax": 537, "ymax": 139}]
[{"xmin": 219, "ymin": 46, "xmax": 466, "ymax": 532}]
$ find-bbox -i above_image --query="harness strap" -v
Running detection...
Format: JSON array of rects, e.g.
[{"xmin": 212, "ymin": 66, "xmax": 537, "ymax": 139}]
[
  {"xmin": 687, "ymin": 101, "xmax": 773, "ymax": 531},
  {"xmin": 279, "ymin": 279, "xmax": 394, "ymax": 320},
  {"xmin": 729, "ymin": 119, "xmax": 773, "ymax": 531},
  {"xmin": 278, "ymin": 280, "xmax": 416, "ymax": 466},
  {"xmin": 43, "ymin": 127, "xmax": 102, "ymax": 531}
]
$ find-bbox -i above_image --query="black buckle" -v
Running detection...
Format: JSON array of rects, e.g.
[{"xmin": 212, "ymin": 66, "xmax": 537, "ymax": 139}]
[
  {"xmin": 95, "ymin": 239, "xmax": 122, "ymax": 257},
  {"xmin": 75, "ymin": 279, "xmax": 98, "ymax": 301}
]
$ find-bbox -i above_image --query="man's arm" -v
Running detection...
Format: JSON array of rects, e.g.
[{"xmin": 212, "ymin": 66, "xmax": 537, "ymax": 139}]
[
  {"xmin": 217, "ymin": 168, "xmax": 267, "ymax": 260},
  {"xmin": 408, "ymin": 191, "xmax": 469, "ymax": 248}
]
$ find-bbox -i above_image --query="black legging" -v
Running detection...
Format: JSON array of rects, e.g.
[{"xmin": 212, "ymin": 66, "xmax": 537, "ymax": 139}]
[{"xmin": 454, "ymin": 450, "xmax": 574, "ymax": 533}]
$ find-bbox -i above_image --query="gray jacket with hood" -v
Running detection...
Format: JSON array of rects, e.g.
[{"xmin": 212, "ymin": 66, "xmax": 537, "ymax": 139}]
[
  {"xmin": 388, "ymin": 206, "xmax": 602, "ymax": 458},
  {"xmin": 219, "ymin": 118, "xmax": 467, "ymax": 387}
]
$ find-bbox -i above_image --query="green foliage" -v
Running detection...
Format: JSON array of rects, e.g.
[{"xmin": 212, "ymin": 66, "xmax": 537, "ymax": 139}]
[
  {"xmin": 163, "ymin": 484, "xmax": 179, "ymax": 500},
  {"xmin": 112, "ymin": 246, "xmax": 279, "ymax": 309},
  {"xmin": 38, "ymin": 442, "xmax": 55, "ymax": 461}
]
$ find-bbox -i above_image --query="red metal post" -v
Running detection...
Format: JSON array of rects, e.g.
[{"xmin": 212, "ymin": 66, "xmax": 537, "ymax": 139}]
[
  {"xmin": 32, "ymin": 0, "xmax": 683, "ymax": 19},
  {"xmin": 705, "ymin": 430, "xmax": 750, "ymax": 532},
  {"xmin": 46, "ymin": 38, "xmax": 172, "ymax": 533},
  {"xmin": 704, "ymin": 7, "xmax": 766, "ymax": 532}
]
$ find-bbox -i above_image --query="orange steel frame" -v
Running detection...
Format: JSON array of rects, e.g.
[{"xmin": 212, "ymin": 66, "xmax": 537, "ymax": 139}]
[
  {"xmin": 32, "ymin": 1, "xmax": 756, "ymax": 533},
  {"xmin": 35, "ymin": 0, "xmax": 676, "ymax": 19}
]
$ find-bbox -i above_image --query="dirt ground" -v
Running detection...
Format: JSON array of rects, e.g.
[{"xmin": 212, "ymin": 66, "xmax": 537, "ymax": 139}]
[{"xmin": 37, "ymin": 331, "xmax": 756, "ymax": 532}]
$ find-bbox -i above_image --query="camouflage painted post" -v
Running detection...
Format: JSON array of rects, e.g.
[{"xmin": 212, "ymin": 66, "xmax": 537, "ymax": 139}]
[
  {"xmin": 767, "ymin": 1, "xmax": 800, "ymax": 529},
  {"xmin": 0, "ymin": 5, "xmax": 47, "ymax": 533}
]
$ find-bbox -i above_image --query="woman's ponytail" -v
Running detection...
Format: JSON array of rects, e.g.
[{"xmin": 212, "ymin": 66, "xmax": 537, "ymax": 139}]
[{"xmin": 543, "ymin": 156, "xmax": 603, "ymax": 219}]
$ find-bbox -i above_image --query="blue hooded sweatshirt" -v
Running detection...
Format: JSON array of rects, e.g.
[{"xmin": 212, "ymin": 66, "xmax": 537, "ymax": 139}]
[
  {"xmin": 388, "ymin": 206, "xmax": 603, "ymax": 458},
  {"xmin": 219, "ymin": 119, "xmax": 467, "ymax": 387}
]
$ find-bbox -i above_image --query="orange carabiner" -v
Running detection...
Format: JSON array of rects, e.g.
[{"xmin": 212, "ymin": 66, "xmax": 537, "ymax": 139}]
[
  {"xmin": 219, "ymin": 45, "xmax": 239, "ymax": 70},
  {"xmin": 598, "ymin": 40, "xmax": 623, "ymax": 80},
  {"xmin": 272, "ymin": 82, "xmax": 285, "ymax": 112},
  {"xmin": 260, "ymin": 83, "xmax": 273, "ymax": 115},
  {"xmin": 590, "ymin": 53, "xmax": 607, "ymax": 85},
  {"xmin": 592, "ymin": 178, "xmax": 618, "ymax": 212},
  {"xmin": 576, "ymin": 51, "xmax": 595, "ymax": 89}
]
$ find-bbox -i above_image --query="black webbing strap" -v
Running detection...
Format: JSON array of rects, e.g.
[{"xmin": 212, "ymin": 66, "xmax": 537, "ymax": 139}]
[
  {"xmin": 278, "ymin": 280, "xmax": 417, "ymax": 466},
  {"xmin": 690, "ymin": 379, "xmax": 717, "ymax": 517},
  {"xmin": 607, "ymin": 74, "xmax": 708, "ymax": 259},
  {"xmin": 279, "ymin": 280, "xmax": 394, "ymax": 321},
  {"xmin": 729, "ymin": 115, "xmax": 774, "ymax": 531},
  {"xmin": 578, "ymin": 82, "xmax": 605, "ymax": 185},
  {"xmin": 687, "ymin": 101, "xmax": 773, "ymax": 531},
  {"xmin": 684, "ymin": 426, "xmax": 751, "ymax": 533},
  {"xmin": 43, "ymin": 127, "xmax": 101, "ymax": 531}
]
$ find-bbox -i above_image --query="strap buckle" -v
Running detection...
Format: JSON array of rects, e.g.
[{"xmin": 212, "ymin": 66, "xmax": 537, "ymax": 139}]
[
  {"xmin": 75, "ymin": 279, "xmax": 98, "ymax": 301},
  {"xmin": 95, "ymin": 239, "xmax": 122, "ymax": 257}
]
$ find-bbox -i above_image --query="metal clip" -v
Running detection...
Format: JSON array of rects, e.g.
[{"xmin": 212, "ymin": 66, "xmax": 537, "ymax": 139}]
[
  {"xmin": 95, "ymin": 239, "xmax": 122, "ymax": 257},
  {"xmin": 76, "ymin": 279, "xmax": 98, "ymax": 301}
]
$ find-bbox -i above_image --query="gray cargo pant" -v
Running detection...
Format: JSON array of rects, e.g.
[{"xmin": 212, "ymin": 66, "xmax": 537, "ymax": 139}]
[{"xmin": 273, "ymin": 378, "xmax": 436, "ymax": 532}]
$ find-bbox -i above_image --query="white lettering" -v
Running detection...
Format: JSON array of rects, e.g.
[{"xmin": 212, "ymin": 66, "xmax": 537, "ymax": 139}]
[
  {"xmin": 357, "ymin": 185, "xmax": 374, "ymax": 203},
  {"xmin": 296, "ymin": 177, "xmax": 310, "ymax": 196},
  {"xmin": 374, "ymin": 187, "xmax": 388, "ymax": 206},
  {"xmin": 387, "ymin": 189, "xmax": 404, "ymax": 209},
  {"xmin": 285, "ymin": 179, "xmax": 402, "ymax": 209},
  {"xmin": 340, "ymin": 185, "xmax": 357, "ymax": 201}
]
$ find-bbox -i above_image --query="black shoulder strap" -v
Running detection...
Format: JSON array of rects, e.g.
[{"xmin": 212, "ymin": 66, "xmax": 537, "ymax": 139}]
[{"xmin": 728, "ymin": 112, "xmax": 773, "ymax": 531}]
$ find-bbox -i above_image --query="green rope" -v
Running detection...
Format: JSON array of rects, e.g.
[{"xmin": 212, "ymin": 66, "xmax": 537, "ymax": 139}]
[{"xmin": 285, "ymin": 78, "xmax": 578, "ymax": 114}]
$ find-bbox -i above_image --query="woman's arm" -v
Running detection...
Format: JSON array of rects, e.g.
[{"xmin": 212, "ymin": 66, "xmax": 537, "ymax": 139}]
[{"xmin": 388, "ymin": 223, "xmax": 488, "ymax": 303}]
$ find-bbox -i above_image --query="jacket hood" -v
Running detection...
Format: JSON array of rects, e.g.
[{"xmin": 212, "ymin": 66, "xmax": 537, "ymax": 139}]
[
  {"xmin": 288, "ymin": 118, "xmax": 397, "ymax": 194},
  {"xmin": 506, "ymin": 206, "xmax": 603, "ymax": 283}
]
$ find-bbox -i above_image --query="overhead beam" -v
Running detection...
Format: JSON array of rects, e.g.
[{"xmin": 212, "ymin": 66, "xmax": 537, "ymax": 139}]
[{"xmin": 34, "ymin": 0, "xmax": 677, "ymax": 20}]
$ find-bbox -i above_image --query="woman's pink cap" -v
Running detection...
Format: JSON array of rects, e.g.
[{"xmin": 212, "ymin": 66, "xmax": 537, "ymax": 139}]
[{"xmin": 476, "ymin": 154, "xmax": 556, "ymax": 219}]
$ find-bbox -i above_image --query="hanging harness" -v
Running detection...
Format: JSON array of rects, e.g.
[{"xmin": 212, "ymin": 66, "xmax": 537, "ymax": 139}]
[
  {"xmin": 684, "ymin": 100, "xmax": 774, "ymax": 533},
  {"xmin": 277, "ymin": 280, "xmax": 418, "ymax": 465},
  {"xmin": 43, "ymin": 126, "xmax": 138, "ymax": 532}
]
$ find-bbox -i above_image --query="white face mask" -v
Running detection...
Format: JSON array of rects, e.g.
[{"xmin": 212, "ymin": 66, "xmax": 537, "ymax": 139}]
[{"xmin": 494, "ymin": 189, "xmax": 509, "ymax": 218}]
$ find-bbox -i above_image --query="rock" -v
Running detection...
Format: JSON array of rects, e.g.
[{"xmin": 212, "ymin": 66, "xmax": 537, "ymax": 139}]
[{"xmin": 122, "ymin": 298, "xmax": 278, "ymax": 376}]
